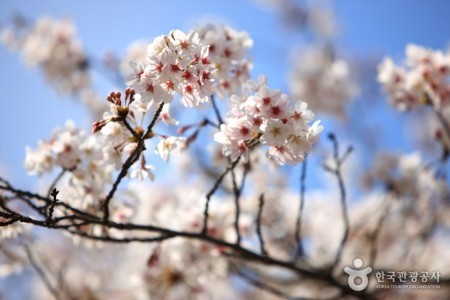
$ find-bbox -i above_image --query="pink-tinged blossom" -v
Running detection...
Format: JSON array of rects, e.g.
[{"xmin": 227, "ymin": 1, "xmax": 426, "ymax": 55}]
[
  {"xmin": 125, "ymin": 30, "xmax": 216, "ymax": 110},
  {"xmin": 307, "ymin": 120, "xmax": 324, "ymax": 144},
  {"xmin": 1, "ymin": 17, "xmax": 90, "ymax": 95},
  {"xmin": 155, "ymin": 136, "xmax": 187, "ymax": 162},
  {"xmin": 214, "ymin": 76, "xmax": 322, "ymax": 165},
  {"xmin": 130, "ymin": 164, "xmax": 155, "ymax": 181},
  {"xmin": 23, "ymin": 120, "xmax": 117, "ymax": 209},
  {"xmin": 100, "ymin": 121, "xmax": 126, "ymax": 145},
  {"xmin": 289, "ymin": 45, "xmax": 357, "ymax": 119},
  {"xmin": 0, "ymin": 17, "xmax": 110, "ymax": 119},
  {"xmin": 266, "ymin": 145, "xmax": 298, "ymax": 165},
  {"xmin": 103, "ymin": 145, "xmax": 122, "ymax": 171},
  {"xmin": 119, "ymin": 40, "xmax": 148, "ymax": 77},
  {"xmin": 260, "ymin": 119, "xmax": 293, "ymax": 146},
  {"xmin": 196, "ymin": 24, "xmax": 253, "ymax": 98},
  {"xmin": 160, "ymin": 104, "xmax": 179, "ymax": 126},
  {"xmin": 378, "ymin": 44, "xmax": 450, "ymax": 110},
  {"xmin": 24, "ymin": 143, "xmax": 54, "ymax": 176}
]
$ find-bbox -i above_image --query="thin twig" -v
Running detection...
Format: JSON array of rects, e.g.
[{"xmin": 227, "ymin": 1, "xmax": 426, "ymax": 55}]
[
  {"xmin": 25, "ymin": 246, "xmax": 59, "ymax": 300},
  {"xmin": 202, "ymin": 157, "xmax": 241, "ymax": 234},
  {"xmin": 0, "ymin": 176, "xmax": 12, "ymax": 188},
  {"xmin": 210, "ymin": 94, "xmax": 224, "ymax": 125},
  {"xmin": 122, "ymin": 117, "xmax": 141, "ymax": 141},
  {"xmin": 145, "ymin": 101, "xmax": 165, "ymax": 136},
  {"xmin": 56, "ymin": 259, "xmax": 76, "ymax": 300},
  {"xmin": 233, "ymin": 266, "xmax": 293, "ymax": 299},
  {"xmin": 102, "ymin": 142, "xmax": 142, "ymax": 223},
  {"xmin": 257, "ymin": 194, "xmax": 267, "ymax": 256},
  {"xmin": 230, "ymin": 168, "xmax": 242, "ymax": 244},
  {"xmin": 295, "ymin": 154, "xmax": 307, "ymax": 259},
  {"xmin": 46, "ymin": 169, "xmax": 66, "ymax": 199},
  {"xmin": 231, "ymin": 155, "xmax": 250, "ymax": 245},
  {"xmin": 369, "ymin": 199, "xmax": 392, "ymax": 267},
  {"xmin": 325, "ymin": 133, "xmax": 352, "ymax": 271}
]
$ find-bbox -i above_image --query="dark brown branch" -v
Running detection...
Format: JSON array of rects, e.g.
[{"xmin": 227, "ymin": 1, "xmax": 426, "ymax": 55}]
[
  {"xmin": 103, "ymin": 101, "xmax": 165, "ymax": 223},
  {"xmin": 68, "ymin": 230, "xmax": 176, "ymax": 243},
  {"xmin": 203, "ymin": 118, "xmax": 220, "ymax": 129},
  {"xmin": 0, "ymin": 183, "xmax": 94, "ymax": 220},
  {"xmin": 0, "ymin": 217, "xmax": 20, "ymax": 226},
  {"xmin": 145, "ymin": 101, "xmax": 165, "ymax": 136},
  {"xmin": 102, "ymin": 143, "xmax": 142, "ymax": 223},
  {"xmin": 1, "ymin": 179, "xmax": 363, "ymax": 299}
]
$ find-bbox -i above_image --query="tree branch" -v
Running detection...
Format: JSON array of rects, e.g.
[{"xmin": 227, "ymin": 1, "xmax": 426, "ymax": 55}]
[{"xmin": 256, "ymin": 194, "xmax": 267, "ymax": 256}]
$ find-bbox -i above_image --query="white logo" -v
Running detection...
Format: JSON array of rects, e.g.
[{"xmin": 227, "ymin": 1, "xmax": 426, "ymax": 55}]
[{"xmin": 344, "ymin": 258, "xmax": 373, "ymax": 291}]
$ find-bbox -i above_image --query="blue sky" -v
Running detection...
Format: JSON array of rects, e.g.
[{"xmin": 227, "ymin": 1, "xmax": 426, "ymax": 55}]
[{"xmin": 1, "ymin": 0, "xmax": 450, "ymax": 188}]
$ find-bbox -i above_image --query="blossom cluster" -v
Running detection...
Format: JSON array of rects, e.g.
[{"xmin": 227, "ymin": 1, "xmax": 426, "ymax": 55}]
[
  {"xmin": 118, "ymin": 40, "xmax": 148, "ymax": 77},
  {"xmin": 289, "ymin": 45, "xmax": 357, "ymax": 118},
  {"xmin": 378, "ymin": 44, "xmax": 450, "ymax": 111},
  {"xmin": 92, "ymin": 88, "xmax": 186, "ymax": 168},
  {"xmin": 126, "ymin": 29, "xmax": 216, "ymax": 109},
  {"xmin": 214, "ymin": 76, "xmax": 323, "ymax": 165},
  {"xmin": 118, "ymin": 25, "xmax": 253, "ymax": 100},
  {"xmin": 1, "ymin": 17, "xmax": 90, "ymax": 95},
  {"xmin": 195, "ymin": 24, "xmax": 253, "ymax": 98},
  {"xmin": 24, "ymin": 120, "xmax": 116, "ymax": 207},
  {"xmin": 255, "ymin": 0, "xmax": 338, "ymax": 37},
  {"xmin": 1, "ymin": 17, "xmax": 109, "ymax": 119}
]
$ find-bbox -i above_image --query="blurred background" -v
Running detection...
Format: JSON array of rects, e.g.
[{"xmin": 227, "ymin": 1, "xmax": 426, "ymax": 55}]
[{"xmin": 1, "ymin": 1, "xmax": 450, "ymax": 298}]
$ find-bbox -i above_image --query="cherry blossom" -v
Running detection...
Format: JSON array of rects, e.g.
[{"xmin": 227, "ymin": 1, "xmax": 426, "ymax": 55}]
[
  {"xmin": 214, "ymin": 76, "xmax": 322, "ymax": 165},
  {"xmin": 289, "ymin": 44, "xmax": 357, "ymax": 118},
  {"xmin": 155, "ymin": 136, "xmax": 187, "ymax": 162},
  {"xmin": 126, "ymin": 30, "xmax": 216, "ymax": 110},
  {"xmin": 195, "ymin": 23, "xmax": 253, "ymax": 98},
  {"xmin": 378, "ymin": 44, "xmax": 450, "ymax": 110}
]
